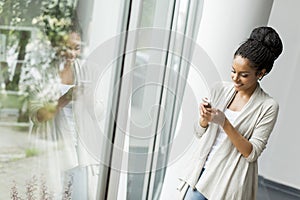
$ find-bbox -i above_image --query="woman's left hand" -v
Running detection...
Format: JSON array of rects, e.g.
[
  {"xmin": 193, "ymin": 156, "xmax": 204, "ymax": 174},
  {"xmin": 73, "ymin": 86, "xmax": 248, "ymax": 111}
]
[{"xmin": 210, "ymin": 108, "xmax": 226, "ymax": 127}]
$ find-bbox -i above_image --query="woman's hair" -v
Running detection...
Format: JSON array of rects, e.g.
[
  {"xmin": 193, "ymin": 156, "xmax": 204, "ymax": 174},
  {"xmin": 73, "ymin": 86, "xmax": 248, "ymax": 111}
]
[{"xmin": 234, "ymin": 26, "xmax": 283, "ymax": 74}]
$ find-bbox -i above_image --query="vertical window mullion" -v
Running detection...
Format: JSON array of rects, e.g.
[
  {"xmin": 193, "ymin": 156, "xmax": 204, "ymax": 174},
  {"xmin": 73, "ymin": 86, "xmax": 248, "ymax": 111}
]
[{"xmin": 95, "ymin": 0, "xmax": 134, "ymax": 199}]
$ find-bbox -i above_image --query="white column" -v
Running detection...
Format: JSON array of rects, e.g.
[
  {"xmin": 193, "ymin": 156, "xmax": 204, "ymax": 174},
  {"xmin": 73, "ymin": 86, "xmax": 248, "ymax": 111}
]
[
  {"xmin": 196, "ymin": 0, "xmax": 274, "ymax": 81},
  {"xmin": 259, "ymin": 0, "xmax": 300, "ymax": 189}
]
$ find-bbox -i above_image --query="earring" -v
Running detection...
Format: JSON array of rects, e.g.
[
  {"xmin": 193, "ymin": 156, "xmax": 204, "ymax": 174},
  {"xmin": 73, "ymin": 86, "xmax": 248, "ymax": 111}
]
[
  {"xmin": 256, "ymin": 70, "xmax": 267, "ymax": 81},
  {"xmin": 258, "ymin": 75, "xmax": 264, "ymax": 81}
]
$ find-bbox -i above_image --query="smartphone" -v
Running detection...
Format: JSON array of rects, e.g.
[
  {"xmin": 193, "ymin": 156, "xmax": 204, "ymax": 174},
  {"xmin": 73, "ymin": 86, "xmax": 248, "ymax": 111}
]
[{"xmin": 202, "ymin": 98, "xmax": 211, "ymax": 108}]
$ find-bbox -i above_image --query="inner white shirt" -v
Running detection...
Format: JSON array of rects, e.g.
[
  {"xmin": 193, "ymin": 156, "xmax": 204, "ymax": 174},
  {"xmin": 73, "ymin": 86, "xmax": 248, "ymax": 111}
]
[{"xmin": 204, "ymin": 108, "xmax": 240, "ymax": 168}]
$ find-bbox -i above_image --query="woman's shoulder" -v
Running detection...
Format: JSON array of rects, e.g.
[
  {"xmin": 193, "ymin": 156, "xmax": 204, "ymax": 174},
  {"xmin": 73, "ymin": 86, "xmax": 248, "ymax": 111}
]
[
  {"xmin": 262, "ymin": 96, "xmax": 279, "ymax": 111},
  {"xmin": 256, "ymin": 86, "xmax": 279, "ymax": 111}
]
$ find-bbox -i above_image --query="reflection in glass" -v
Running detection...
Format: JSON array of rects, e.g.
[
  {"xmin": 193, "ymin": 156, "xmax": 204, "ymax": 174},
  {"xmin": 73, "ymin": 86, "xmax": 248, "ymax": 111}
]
[{"xmin": 0, "ymin": 1, "xmax": 99, "ymax": 199}]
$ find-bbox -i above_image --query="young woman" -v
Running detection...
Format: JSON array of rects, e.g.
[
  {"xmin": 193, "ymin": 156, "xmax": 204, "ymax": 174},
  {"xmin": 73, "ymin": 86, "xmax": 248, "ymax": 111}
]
[
  {"xmin": 27, "ymin": 28, "xmax": 85, "ymax": 198},
  {"xmin": 32, "ymin": 29, "xmax": 82, "ymax": 159},
  {"xmin": 178, "ymin": 26, "xmax": 283, "ymax": 200}
]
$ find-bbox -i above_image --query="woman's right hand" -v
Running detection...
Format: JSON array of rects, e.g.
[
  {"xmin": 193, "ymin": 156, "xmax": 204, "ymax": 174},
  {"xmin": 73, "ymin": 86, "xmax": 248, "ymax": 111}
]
[
  {"xmin": 57, "ymin": 86, "xmax": 76, "ymax": 109},
  {"xmin": 199, "ymin": 98, "xmax": 212, "ymax": 128}
]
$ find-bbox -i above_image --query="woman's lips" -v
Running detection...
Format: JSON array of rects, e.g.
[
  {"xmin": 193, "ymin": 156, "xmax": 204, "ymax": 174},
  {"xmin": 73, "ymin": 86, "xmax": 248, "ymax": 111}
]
[{"xmin": 234, "ymin": 83, "xmax": 243, "ymax": 88}]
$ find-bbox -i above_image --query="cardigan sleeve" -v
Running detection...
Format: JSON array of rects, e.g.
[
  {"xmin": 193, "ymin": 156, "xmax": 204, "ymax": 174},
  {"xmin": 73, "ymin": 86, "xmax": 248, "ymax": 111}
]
[
  {"xmin": 193, "ymin": 82, "xmax": 224, "ymax": 138},
  {"xmin": 194, "ymin": 120, "xmax": 208, "ymax": 138},
  {"xmin": 245, "ymin": 101, "xmax": 279, "ymax": 162}
]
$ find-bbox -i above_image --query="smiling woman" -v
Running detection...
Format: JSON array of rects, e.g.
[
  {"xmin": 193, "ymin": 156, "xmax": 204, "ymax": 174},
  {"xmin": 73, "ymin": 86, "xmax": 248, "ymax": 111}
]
[
  {"xmin": 178, "ymin": 26, "xmax": 283, "ymax": 200},
  {"xmin": 228, "ymin": 56, "xmax": 264, "ymax": 112}
]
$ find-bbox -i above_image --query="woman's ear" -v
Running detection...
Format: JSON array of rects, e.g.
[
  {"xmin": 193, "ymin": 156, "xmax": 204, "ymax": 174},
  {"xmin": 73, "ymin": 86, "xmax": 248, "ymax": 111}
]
[{"xmin": 257, "ymin": 69, "xmax": 267, "ymax": 80}]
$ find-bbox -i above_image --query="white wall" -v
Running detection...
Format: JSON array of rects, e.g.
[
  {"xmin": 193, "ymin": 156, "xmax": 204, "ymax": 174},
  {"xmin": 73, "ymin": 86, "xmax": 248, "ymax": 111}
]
[
  {"xmin": 197, "ymin": 0, "xmax": 274, "ymax": 81},
  {"xmin": 258, "ymin": 0, "xmax": 300, "ymax": 189},
  {"xmin": 86, "ymin": 0, "xmax": 123, "ymax": 54}
]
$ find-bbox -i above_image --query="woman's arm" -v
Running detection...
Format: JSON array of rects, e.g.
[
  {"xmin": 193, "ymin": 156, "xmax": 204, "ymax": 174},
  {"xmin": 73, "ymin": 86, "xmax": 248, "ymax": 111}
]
[
  {"xmin": 222, "ymin": 119, "xmax": 253, "ymax": 158},
  {"xmin": 57, "ymin": 87, "xmax": 74, "ymax": 109},
  {"xmin": 35, "ymin": 87, "xmax": 74, "ymax": 122},
  {"xmin": 209, "ymin": 102, "xmax": 279, "ymax": 160},
  {"xmin": 202, "ymin": 106, "xmax": 253, "ymax": 158}
]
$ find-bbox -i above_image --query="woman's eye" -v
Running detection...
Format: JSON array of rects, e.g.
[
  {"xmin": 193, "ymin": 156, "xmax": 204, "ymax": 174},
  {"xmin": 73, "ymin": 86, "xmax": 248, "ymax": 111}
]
[
  {"xmin": 231, "ymin": 70, "xmax": 249, "ymax": 77},
  {"xmin": 75, "ymin": 46, "xmax": 81, "ymax": 50}
]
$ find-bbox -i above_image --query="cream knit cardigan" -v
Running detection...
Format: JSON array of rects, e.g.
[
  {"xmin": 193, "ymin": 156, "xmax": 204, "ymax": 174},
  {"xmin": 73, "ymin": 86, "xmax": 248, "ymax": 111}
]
[{"xmin": 177, "ymin": 82, "xmax": 279, "ymax": 200}]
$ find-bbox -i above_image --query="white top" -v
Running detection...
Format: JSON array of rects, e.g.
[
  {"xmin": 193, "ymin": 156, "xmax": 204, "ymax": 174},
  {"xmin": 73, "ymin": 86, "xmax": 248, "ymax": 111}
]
[
  {"xmin": 204, "ymin": 109, "xmax": 240, "ymax": 168},
  {"xmin": 55, "ymin": 83, "xmax": 77, "ymax": 146}
]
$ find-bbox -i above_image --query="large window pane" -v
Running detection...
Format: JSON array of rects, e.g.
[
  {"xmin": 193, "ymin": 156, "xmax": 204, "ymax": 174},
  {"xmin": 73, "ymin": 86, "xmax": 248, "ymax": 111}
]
[{"xmin": 0, "ymin": 0, "xmax": 122, "ymax": 199}]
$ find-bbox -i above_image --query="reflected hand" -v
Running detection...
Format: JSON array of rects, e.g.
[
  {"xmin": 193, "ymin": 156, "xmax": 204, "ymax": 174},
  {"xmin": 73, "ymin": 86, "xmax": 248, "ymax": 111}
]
[
  {"xmin": 58, "ymin": 87, "xmax": 75, "ymax": 108},
  {"xmin": 37, "ymin": 102, "xmax": 57, "ymax": 122},
  {"xmin": 58, "ymin": 85, "xmax": 84, "ymax": 107}
]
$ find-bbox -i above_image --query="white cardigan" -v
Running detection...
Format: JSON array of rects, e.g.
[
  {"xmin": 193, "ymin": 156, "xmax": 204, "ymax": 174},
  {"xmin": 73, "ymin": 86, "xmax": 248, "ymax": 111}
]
[{"xmin": 178, "ymin": 82, "xmax": 279, "ymax": 200}]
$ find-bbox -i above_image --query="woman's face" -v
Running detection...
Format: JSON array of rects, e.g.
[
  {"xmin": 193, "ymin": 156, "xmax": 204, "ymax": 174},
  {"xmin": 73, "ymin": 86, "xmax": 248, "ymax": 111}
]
[
  {"xmin": 231, "ymin": 55, "xmax": 262, "ymax": 93},
  {"xmin": 64, "ymin": 32, "xmax": 81, "ymax": 61}
]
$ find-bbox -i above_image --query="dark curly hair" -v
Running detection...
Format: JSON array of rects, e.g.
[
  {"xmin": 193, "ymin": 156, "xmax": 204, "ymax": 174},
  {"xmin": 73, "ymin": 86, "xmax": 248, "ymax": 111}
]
[{"xmin": 234, "ymin": 26, "xmax": 283, "ymax": 74}]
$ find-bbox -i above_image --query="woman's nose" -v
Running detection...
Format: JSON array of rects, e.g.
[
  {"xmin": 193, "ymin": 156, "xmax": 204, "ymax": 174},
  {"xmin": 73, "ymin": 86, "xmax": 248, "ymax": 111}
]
[
  {"xmin": 71, "ymin": 50, "xmax": 76, "ymax": 57},
  {"xmin": 232, "ymin": 74, "xmax": 239, "ymax": 81},
  {"xmin": 67, "ymin": 49, "xmax": 77, "ymax": 58}
]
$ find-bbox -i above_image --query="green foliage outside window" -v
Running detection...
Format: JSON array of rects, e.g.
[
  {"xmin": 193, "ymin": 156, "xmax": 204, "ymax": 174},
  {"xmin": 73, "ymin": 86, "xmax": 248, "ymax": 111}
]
[{"xmin": 0, "ymin": 0, "xmax": 78, "ymax": 124}]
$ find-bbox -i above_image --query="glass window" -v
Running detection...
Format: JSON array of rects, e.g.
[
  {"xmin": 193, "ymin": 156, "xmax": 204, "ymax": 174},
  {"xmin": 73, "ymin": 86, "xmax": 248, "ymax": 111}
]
[{"xmin": 0, "ymin": 0, "xmax": 204, "ymax": 199}]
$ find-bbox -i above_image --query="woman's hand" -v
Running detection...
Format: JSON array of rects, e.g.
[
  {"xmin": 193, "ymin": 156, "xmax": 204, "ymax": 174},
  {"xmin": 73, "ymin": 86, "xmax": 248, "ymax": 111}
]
[
  {"xmin": 57, "ymin": 86, "xmax": 77, "ymax": 109},
  {"xmin": 210, "ymin": 108, "xmax": 226, "ymax": 127},
  {"xmin": 36, "ymin": 102, "xmax": 57, "ymax": 122},
  {"xmin": 199, "ymin": 98, "xmax": 212, "ymax": 128},
  {"xmin": 199, "ymin": 98, "xmax": 226, "ymax": 128}
]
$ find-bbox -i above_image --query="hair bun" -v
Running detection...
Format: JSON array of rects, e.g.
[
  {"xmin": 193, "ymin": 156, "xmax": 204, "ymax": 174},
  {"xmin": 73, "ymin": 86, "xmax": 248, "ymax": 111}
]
[{"xmin": 249, "ymin": 26, "xmax": 283, "ymax": 59}]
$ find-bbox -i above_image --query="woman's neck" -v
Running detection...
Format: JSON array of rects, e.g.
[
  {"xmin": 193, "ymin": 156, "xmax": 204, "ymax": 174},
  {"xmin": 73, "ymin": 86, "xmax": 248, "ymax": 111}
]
[
  {"xmin": 237, "ymin": 82, "xmax": 258, "ymax": 99},
  {"xmin": 59, "ymin": 63, "xmax": 74, "ymax": 85}
]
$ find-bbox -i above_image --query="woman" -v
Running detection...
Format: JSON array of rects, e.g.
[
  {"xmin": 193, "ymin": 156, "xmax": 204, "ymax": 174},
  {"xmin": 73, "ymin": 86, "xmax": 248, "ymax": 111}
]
[
  {"xmin": 32, "ymin": 29, "xmax": 82, "ymax": 160},
  {"xmin": 27, "ymin": 29, "xmax": 84, "ymax": 198},
  {"xmin": 178, "ymin": 26, "xmax": 283, "ymax": 200}
]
